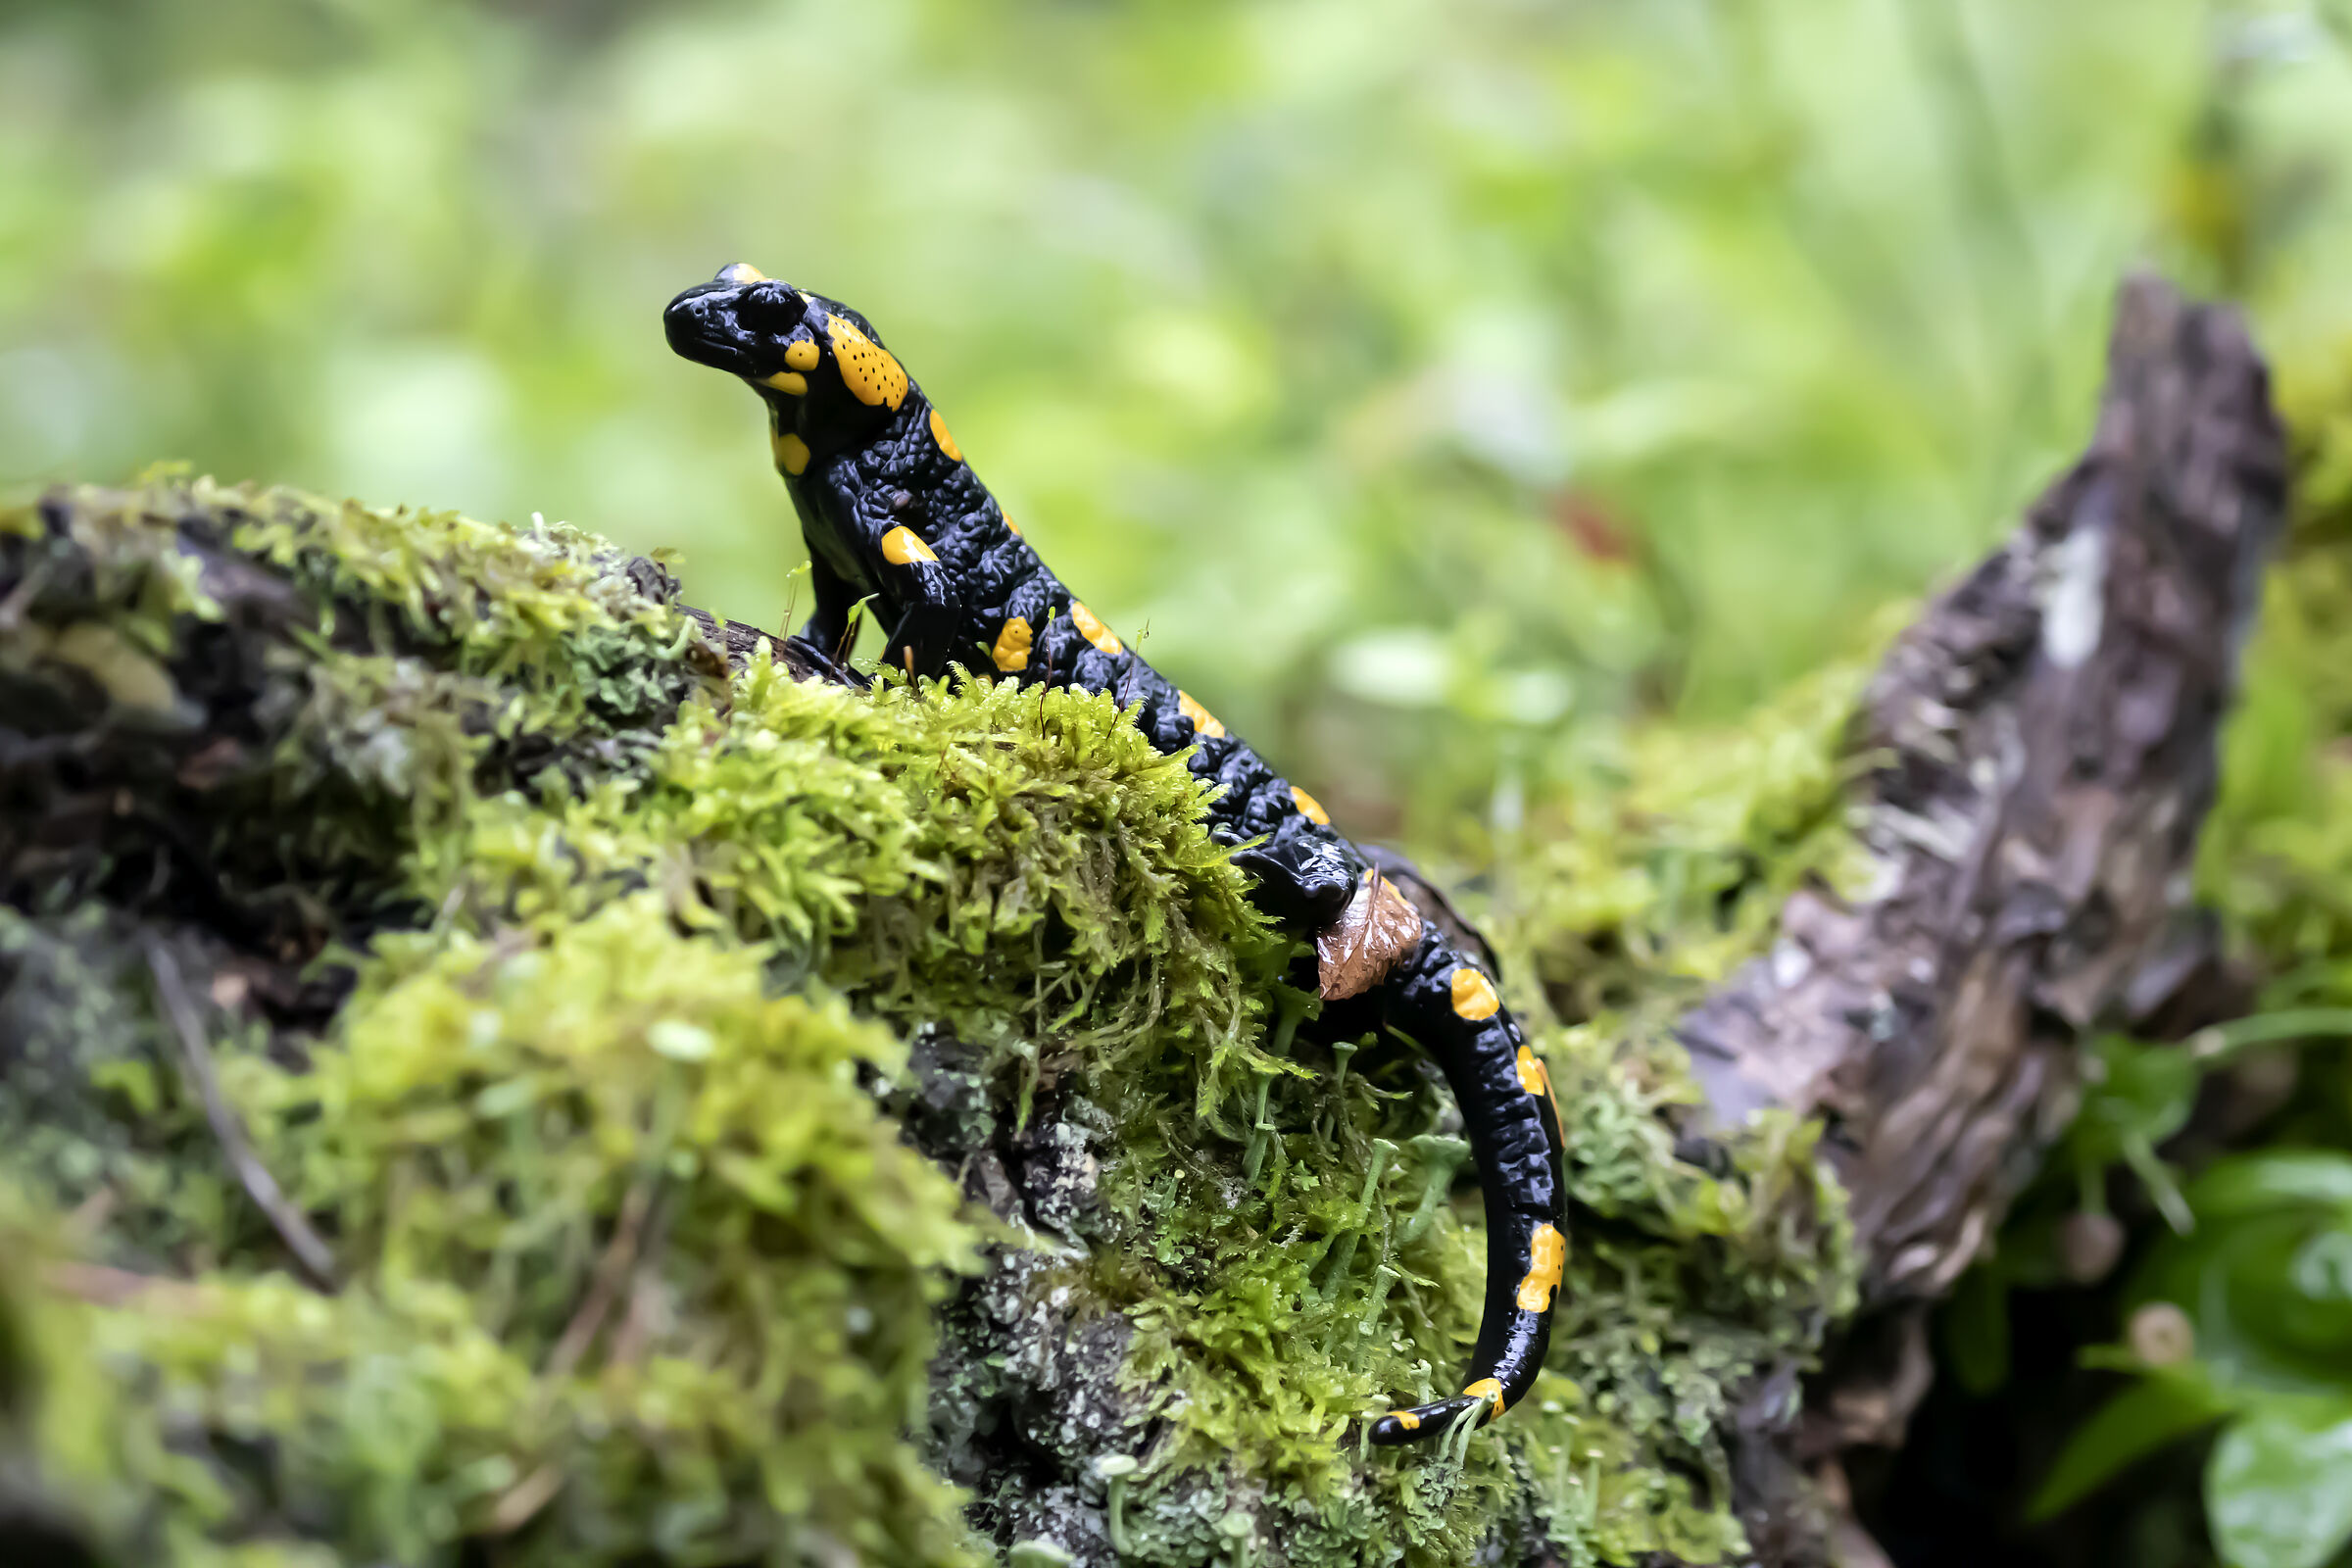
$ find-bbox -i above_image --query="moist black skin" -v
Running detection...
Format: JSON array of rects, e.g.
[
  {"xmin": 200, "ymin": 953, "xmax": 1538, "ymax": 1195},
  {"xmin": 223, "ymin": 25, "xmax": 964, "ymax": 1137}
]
[{"xmin": 665, "ymin": 267, "xmax": 1568, "ymax": 1445}]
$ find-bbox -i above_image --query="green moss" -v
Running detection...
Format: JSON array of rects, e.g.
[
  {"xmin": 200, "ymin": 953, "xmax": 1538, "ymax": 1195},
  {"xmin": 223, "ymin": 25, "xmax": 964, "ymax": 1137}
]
[
  {"xmin": 2202, "ymin": 338, "xmax": 2352, "ymax": 973},
  {"xmin": 2, "ymin": 476, "xmax": 1863, "ymax": 1566},
  {"xmin": 1507, "ymin": 639, "xmax": 1890, "ymax": 1035}
]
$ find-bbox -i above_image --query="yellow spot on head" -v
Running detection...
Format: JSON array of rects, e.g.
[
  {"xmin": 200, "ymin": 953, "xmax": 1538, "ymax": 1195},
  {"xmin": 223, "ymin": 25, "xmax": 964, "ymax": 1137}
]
[
  {"xmin": 1177, "ymin": 691, "xmax": 1227, "ymax": 740},
  {"xmin": 1391, "ymin": 1409, "xmax": 1421, "ymax": 1432},
  {"xmin": 784, "ymin": 338, "xmax": 820, "ymax": 372},
  {"xmin": 772, "ymin": 431, "xmax": 811, "ymax": 476},
  {"xmin": 825, "ymin": 314, "xmax": 909, "ymax": 410},
  {"xmin": 1069, "ymin": 602, "xmax": 1123, "ymax": 657},
  {"xmin": 993, "ymin": 614, "xmax": 1033, "ymax": 672},
  {"xmin": 1515, "ymin": 1222, "xmax": 1567, "ymax": 1313},
  {"xmin": 881, "ymin": 525, "xmax": 937, "ymax": 565},
  {"xmin": 718, "ymin": 262, "xmax": 767, "ymax": 284},
  {"xmin": 1290, "ymin": 786, "xmax": 1330, "ymax": 826},
  {"xmin": 929, "ymin": 407, "xmax": 962, "ymax": 463},
  {"xmin": 1514, "ymin": 1045, "xmax": 1549, "ymax": 1098},
  {"xmin": 1449, "ymin": 967, "xmax": 1500, "ymax": 1021},
  {"xmin": 762, "ymin": 370, "xmax": 808, "ymax": 396},
  {"xmin": 1461, "ymin": 1377, "xmax": 1506, "ymax": 1420}
]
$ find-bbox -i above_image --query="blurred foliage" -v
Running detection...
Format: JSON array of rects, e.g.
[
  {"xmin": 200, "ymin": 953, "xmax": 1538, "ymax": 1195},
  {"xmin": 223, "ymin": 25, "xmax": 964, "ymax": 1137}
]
[
  {"xmin": 12, "ymin": 2, "xmax": 2352, "ymax": 1566},
  {"xmin": 3, "ymin": 0, "xmax": 2348, "ymax": 850}
]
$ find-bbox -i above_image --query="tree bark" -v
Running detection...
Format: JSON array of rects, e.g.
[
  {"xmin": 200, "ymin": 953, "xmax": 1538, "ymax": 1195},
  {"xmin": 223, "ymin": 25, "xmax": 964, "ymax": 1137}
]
[{"xmin": 1677, "ymin": 274, "xmax": 2287, "ymax": 1562}]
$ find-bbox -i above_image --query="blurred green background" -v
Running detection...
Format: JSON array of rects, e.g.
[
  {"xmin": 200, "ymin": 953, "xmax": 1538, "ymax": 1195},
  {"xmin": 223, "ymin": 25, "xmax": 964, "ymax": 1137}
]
[
  {"xmin": 6, "ymin": 0, "xmax": 2347, "ymax": 847},
  {"xmin": 12, "ymin": 4, "xmax": 2352, "ymax": 1565}
]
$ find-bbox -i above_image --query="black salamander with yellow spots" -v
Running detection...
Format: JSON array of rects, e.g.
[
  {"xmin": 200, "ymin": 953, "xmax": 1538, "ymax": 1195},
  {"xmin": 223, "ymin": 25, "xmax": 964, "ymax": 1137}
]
[{"xmin": 664, "ymin": 265, "xmax": 1568, "ymax": 1446}]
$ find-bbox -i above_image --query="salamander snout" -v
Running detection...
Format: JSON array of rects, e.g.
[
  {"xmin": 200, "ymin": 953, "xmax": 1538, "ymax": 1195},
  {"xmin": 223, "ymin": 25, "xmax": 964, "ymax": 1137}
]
[{"xmin": 663, "ymin": 264, "xmax": 807, "ymax": 378}]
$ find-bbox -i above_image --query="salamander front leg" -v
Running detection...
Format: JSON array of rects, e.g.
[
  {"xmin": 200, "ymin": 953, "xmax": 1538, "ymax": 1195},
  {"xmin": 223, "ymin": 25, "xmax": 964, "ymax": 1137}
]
[
  {"xmin": 797, "ymin": 543, "xmax": 861, "ymax": 666},
  {"xmin": 858, "ymin": 520, "xmax": 963, "ymax": 678}
]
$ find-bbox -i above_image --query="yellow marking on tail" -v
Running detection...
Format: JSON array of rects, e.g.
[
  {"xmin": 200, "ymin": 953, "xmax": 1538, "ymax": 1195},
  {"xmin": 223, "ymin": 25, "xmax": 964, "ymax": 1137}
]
[
  {"xmin": 992, "ymin": 615, "xmax": 1033, "ymax": 672},
  {"xmin": 1070, "ymin": 602, "xmax": 1123, "ymax": 656},
  {"xmin": 881, "ymin": 526, "xmax": 937, "ymax": 564},
  {"xmin": 1391, "ymin": 1409, "xmax": 1421, "ymax": 1432},
  {"xmin": 1518, "ymin": 1043, "xmax": 1565, "ymax": 1132},
  {"xmin": 1516, "ymin": 1222, "xmax": 1567, "ymax": 1313},
  {"xmin": 1450, "ymin": 967, "xmax": 1500, "ymax": 1021},
  {"xmin": 825, "ymin": 314, "xmax": 909, "ymax": 410},
  {"xmin": 1461, "ymin": 1377, "xmax": 1506, "ymax": 1419},
  {"xmin": 1514, "ymin": 1045, "xmax": 1549, "ymax": 1098},
  {"xmin": 1291, "ymin": 786, "xmax": 1331, "ymax": 825},
  {"xmin": 1177, "ymin": 691, "xmax": 1227, "ymax": 739}
]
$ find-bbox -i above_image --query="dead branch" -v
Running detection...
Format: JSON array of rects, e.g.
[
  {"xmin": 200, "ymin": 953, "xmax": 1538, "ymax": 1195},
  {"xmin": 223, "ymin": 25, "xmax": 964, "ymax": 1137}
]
[{"xmin": 1677, "ymin": 274, "xmax": 2288, "ymax": 1558}]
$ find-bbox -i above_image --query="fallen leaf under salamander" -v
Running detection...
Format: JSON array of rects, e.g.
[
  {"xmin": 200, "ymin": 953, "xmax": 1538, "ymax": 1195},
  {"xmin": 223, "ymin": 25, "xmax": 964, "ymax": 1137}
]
[{"xmin": 663, "ymin": 264, "xmax": 1569, "ymax": 1446}]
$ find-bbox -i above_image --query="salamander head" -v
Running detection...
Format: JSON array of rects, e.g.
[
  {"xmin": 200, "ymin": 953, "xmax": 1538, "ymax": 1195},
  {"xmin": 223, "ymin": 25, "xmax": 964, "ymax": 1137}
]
[{"xmin": 664, "ymin": 264, "xmax": 912, "ymax": 475}]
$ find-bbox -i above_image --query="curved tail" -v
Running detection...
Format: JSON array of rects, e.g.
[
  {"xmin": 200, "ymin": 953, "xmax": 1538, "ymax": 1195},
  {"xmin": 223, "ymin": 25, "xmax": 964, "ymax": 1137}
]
[{"xmin": 1365, "ymin": 927, "xmax": 1568, "ymax": 1446}]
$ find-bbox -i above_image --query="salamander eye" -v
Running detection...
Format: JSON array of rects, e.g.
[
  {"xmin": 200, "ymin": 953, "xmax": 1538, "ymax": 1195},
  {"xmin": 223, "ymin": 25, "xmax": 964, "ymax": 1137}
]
[{"xmin": 733, "ymin": 283, "xmax": 805, "ymax": 333}]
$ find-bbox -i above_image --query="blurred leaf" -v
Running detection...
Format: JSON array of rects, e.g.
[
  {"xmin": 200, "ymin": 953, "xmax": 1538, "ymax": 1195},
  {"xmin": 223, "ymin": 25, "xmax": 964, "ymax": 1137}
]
[
  {"xmin": 2194, "ymin": 1008, "xmax": 2352, "ymax": 1059},
  {"xmin": 2077, "ymin": 1035, "xmax": 2203, "ymax": 1154},
  {"xmin": 2189, "ymin": 1151, "xmax": 2352, "ymax": 1220},
  {"xmin": 1942, "ymin": 1262, "xmax": 2011, "ymax": 1396},
  {"xmin": 2030, "ymin": 1375, "xmax": 2229, "ymax": 1521},
  {"xmin": 2137, "ymin": 1206, "xmax": 2352, "ymax": 1397},
  {"xmin": 2072, "ymin": 1033, "xmax": 2201, "ymax": 1232},
  {"xmin": 2207, "ymin": 1400, "xmax": 2352, "ymax": 1568}
]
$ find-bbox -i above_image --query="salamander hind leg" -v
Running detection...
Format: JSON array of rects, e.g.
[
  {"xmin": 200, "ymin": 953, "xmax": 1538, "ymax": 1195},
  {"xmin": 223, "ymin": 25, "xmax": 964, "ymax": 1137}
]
[{"xmin": 1368, "ymin": 930, "xmax": 1569, "ymax": 1447}]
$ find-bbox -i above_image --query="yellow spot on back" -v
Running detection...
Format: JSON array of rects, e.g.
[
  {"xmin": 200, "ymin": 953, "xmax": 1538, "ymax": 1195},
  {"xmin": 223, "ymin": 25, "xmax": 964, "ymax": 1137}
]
[
  {"xmin": 772, "ymin": 432, "xmax": 810, "ymax": 476},
  {"xmin": 1461, "ymin": 1377, "xmax": 1506, "ymax": 1420},
  {"xmin": 992, "ymin": 615, "xmax": 1033, "ymax": 672},
  {"xmin": 1290, "ymin": 786, "xmax": 1331, "ymax": 826},
  {"xmin": 825, "ymin": 314, "xmax": 909, "ymax": 410},
  {"xmin": 1450, "ymin": 967, "xmax": 1500, "ymax": 1021},
  {"xmin": 719, "ymin": 263, "xmax": 767, "ymax": 284},
  {"xmin": 929, "ymin": 407, "xmax": 962, "ymax": 463},
  {"xmin": 784, "ymin": 338, "xmax": 820, "ymax": 372},
  {"xmin": 1003, "ymin": 514, "xmax": 1022, "ymax": 538},
  {"xmin": 881, "ymin": 525, "xmax": 937, "ymax": 565},
  {"xmin": 1069, "ymin": 602, "xmax": 1122, "ymax": 656},
  {"xmin": 762, "ymin": 370, "xmax": 808, "ymax": 396},
  {"xmin": 1515, "ymin": 1222, "xmax": 1567, "ymax": 1313},
  {"xmin": 1391, "ymin": 1409, "xmax": 1421, "ymax": 1432},
  {"xmin": 1177, "ymin": 691, "xmax": 1227, "ymax": 740}
]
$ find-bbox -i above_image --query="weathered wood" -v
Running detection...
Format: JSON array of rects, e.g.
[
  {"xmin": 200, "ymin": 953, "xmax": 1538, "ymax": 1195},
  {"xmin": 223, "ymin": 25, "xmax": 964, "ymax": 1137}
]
[{"xmin": 1678, "ymin": 274, "xmax": 2287, "ymax": 1559}]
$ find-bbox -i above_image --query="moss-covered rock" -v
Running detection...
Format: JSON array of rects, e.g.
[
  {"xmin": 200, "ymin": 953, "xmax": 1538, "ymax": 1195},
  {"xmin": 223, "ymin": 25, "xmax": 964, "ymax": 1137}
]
[{"xmin": 0, "ymin": 476, "xmax": 1858, "ymax": 1567}]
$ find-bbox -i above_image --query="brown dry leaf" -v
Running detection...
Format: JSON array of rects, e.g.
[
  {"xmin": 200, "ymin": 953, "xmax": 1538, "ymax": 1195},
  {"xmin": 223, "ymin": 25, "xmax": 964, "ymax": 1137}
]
[{"xmin": 1317, "ymin": 867, "xmax": 1423, "ymax": 1000}]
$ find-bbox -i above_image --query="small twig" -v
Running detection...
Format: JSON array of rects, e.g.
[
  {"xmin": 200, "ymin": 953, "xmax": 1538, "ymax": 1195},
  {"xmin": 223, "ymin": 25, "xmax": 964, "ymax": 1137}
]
[
  {"xmin": 40, "ymin": 1259, "xmax": 211, "ymax": 1311},
  {"xmin": 541, "ymin": 1174, "xmax": 661, "ymax": 1386},
  {"xmin": 488, "ymin": 1461, "xmax": 566, "ymax": 1537},
  {"xmin": 145, "ymin": 935, "xmax": 339, "ymax": 1293}
]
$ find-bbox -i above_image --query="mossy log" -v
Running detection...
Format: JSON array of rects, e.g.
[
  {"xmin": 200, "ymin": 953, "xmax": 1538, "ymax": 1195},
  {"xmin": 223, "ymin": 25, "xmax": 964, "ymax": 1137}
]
[{"xmin": 0, "ymin": 276, "xmax": 2283, "ymax": 1568}]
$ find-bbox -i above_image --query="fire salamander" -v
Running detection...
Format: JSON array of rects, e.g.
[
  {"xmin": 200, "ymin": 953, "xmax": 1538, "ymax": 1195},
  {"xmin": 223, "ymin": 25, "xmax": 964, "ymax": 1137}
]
[{"xmin": 664, "ymin": 265, "xmax": 1568, "ymax": 1446}]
